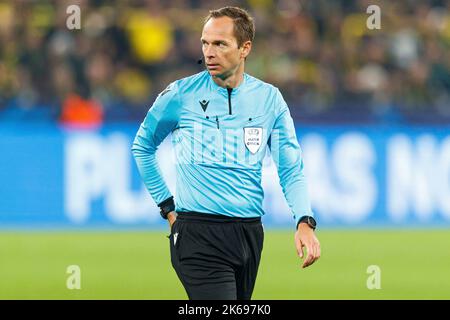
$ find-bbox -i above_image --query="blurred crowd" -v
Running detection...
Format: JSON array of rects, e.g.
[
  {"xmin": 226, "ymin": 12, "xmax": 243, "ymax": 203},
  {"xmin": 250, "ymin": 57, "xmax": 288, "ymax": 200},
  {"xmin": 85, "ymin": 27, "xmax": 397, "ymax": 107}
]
[{"xmin": 0, "ymin": 0, "xmax": 449, "ymax": 124}]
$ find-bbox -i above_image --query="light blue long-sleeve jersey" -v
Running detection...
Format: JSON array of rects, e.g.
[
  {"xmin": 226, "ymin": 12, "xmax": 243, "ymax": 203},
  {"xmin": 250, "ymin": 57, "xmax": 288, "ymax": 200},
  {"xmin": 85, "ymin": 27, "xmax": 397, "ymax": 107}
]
[{"xmin": 132, "ymin": 71, "xmax": 313, "ymax": 226}]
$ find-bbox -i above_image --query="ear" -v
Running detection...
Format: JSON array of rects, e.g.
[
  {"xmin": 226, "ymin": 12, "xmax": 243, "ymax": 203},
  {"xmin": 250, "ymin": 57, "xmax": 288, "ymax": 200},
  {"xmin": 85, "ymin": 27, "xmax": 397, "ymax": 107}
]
[{"xmin": 240, "ymin": 41, "xmax": 252, "ymax": 60}]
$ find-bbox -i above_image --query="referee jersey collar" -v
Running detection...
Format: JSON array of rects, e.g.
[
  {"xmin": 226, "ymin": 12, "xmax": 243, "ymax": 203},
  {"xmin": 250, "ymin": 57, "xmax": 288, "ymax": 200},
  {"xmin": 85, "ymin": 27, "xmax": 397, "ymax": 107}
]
[{"xmin": 208, "ymin": 72, "xmax": 248, "ymax": 96}]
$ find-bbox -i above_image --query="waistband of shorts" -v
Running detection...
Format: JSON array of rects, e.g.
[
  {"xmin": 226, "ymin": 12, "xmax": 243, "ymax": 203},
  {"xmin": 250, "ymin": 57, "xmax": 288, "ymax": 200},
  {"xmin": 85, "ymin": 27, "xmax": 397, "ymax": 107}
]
[{"xmin": 176, "ymin": 211, "xmax": 261, "ymax": 224}]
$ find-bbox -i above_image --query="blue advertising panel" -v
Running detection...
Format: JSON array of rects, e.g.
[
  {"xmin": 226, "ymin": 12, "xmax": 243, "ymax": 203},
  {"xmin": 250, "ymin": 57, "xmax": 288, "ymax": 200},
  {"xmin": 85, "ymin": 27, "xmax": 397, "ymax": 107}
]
[{"xmin": 0, "ymin": 124, "xmax": 449, "ymax": 228}]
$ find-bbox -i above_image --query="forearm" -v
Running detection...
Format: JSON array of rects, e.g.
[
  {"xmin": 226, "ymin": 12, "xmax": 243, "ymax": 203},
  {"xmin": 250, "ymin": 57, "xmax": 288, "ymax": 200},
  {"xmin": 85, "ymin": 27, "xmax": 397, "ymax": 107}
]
[
  {"xmin": 280, "ymin": 166, "xmax": 313, "ymax": 226},
  {"xmin": 132, "ymin": 144, "xmax": 173, "ymax": 205},
  {"xmin": 275, "ymin": 139, "xmax": 313, "ymax": 226}
]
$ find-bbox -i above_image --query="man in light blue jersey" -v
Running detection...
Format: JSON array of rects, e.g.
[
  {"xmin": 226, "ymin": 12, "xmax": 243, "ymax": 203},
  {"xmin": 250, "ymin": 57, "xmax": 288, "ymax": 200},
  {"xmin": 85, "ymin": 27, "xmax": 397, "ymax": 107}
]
[{"xmin": 132, "ymin": 6, "xmax": 320, "ymax": 300}]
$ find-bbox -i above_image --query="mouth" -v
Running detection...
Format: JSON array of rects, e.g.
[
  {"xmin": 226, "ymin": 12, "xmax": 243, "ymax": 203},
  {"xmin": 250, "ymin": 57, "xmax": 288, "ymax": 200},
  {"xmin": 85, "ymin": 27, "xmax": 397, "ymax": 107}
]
[{"xmin": 207, "ymin": 64, "xmax": 220, "ymax": 69}]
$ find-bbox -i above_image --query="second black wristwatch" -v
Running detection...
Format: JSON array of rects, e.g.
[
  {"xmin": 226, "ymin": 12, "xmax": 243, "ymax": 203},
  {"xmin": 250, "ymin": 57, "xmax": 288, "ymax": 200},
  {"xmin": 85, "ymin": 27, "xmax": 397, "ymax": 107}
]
[{"xmin": 297, "ymin": 215, "xmax": 317, "ymax": 230}]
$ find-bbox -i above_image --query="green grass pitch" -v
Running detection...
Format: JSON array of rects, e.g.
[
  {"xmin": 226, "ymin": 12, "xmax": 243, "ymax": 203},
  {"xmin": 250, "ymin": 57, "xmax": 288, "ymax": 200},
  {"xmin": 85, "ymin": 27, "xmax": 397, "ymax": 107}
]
[{"xmin": 1, "ymin": 229, "xmax": 449, "ymax": 299}]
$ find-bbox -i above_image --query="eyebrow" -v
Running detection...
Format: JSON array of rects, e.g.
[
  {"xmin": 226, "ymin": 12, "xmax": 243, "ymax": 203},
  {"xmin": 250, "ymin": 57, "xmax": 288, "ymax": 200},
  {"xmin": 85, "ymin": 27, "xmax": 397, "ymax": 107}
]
[{"xmin": 201, "ymin": 39, "xmax": 229, "ymax": 45}]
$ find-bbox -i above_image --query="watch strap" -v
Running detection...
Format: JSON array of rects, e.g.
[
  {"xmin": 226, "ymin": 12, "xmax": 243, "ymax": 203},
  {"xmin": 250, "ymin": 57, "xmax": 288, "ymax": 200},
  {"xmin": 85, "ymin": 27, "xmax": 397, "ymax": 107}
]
[{"xmin": 158, "ymin": 196, "xmax": 175, "ymax": 220}]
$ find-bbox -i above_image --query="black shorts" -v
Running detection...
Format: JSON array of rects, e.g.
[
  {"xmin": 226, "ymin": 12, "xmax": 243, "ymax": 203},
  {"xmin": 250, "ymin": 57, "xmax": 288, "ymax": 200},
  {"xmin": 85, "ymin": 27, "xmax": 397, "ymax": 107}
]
[{"xmin": 169, "ymin": 211, "xmax": 264, "ymax": 300}]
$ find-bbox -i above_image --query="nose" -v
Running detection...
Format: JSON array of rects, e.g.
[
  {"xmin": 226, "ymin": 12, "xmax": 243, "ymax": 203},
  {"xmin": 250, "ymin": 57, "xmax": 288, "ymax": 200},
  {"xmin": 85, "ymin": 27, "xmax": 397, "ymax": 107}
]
[{"xmin": 203, "ymin": 44, "xmax": 216, "ymax": 60}]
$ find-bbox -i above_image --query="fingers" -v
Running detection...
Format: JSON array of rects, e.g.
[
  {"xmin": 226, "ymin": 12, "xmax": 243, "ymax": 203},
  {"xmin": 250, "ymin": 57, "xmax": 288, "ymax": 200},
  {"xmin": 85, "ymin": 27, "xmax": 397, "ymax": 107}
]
[
  {"xmin": 295, "ymin": 235, "xmax": 304, "ymax": 258},
  {"xmin": 167, "ymin": 212, "xmax": 177, "ymax": 229},
  {"xmin": 301, "ymin": 240, "xmax": 321, "ymax": 269},
  {"xmin": 296, "ymin": 231, "xmax": 321, "ymax": 268},
  {"xmin": 301, "ymin": 242, "xmax": 314, "ymax": 268}
]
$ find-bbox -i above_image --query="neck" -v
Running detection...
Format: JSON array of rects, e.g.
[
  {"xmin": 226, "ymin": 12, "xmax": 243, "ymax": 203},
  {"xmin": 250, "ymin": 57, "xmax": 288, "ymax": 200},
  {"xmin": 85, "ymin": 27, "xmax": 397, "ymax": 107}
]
[{"xmin": 212, "ymin": 62, "xmax": 245, "ymax": 89}]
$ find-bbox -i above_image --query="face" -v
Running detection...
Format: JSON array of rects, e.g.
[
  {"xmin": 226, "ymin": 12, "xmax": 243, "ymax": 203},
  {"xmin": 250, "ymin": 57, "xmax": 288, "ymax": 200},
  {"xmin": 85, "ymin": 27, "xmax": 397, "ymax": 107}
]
[{"xmin": 201, "ymin": 16, "xmax": 251, "ymax": 79}]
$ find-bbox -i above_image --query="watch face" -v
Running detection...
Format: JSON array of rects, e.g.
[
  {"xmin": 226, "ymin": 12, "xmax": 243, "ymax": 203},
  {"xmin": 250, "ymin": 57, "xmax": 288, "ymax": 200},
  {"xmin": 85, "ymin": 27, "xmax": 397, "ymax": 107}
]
[{"xmin": 308, "ymin": 217, "xmax": 317, "ymax": 228}]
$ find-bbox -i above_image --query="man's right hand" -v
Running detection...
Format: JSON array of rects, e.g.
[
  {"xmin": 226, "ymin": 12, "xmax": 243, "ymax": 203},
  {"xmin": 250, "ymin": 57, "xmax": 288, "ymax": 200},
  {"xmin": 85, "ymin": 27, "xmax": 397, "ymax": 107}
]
[{"xmin": 167, "ymin": 211, "xmax": 177, "ymax": 228}]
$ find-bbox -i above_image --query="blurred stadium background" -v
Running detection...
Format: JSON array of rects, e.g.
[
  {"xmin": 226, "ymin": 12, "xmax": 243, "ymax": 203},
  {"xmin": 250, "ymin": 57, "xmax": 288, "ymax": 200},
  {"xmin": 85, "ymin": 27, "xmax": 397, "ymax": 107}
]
[{"xmin": 0, "ymin": 0, "xmax": 449, "ymax": 299}]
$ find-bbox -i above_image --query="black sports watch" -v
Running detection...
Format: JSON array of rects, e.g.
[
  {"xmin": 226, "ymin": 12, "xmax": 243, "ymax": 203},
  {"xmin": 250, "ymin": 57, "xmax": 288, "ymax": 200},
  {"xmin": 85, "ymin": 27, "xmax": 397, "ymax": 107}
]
[
  {"xmin": 158, "ymin": 196, "xmax": 175, "ymax": 220},
  {"xmin": 297, "ymin": 215, "xmax": 317, "ymax": 230}
]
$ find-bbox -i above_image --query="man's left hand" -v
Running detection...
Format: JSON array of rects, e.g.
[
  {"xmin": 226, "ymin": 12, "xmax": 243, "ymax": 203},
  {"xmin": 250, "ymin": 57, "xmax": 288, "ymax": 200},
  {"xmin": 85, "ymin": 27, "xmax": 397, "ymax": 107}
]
[
  {"xmin": 167, "ymin": 211, "xmax": 177, "ymax": 229},
  {"xmin": 295, "ymin": 223, "xmax": 321, "ymax": 268}
]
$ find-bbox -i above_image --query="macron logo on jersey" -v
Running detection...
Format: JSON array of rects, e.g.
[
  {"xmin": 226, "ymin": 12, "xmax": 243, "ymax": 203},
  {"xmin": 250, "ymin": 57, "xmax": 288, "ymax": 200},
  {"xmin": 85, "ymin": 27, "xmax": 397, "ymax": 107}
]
[{"xmin": 199, "ymin": 100, "xmax": 209, "ymax": 112}]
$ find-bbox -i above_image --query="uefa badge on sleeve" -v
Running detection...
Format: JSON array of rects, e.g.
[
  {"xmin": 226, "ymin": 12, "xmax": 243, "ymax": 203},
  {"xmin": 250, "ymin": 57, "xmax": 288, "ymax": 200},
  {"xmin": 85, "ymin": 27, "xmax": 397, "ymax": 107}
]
[{"xmin": 244, "ymin": 127, "xmax": 263, "ymax": 154}]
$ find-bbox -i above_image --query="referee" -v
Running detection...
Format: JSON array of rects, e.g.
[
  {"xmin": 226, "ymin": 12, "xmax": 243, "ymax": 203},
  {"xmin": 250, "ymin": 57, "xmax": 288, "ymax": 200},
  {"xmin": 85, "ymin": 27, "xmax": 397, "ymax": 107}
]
[{"xmin": 132, "ymin": 6, "xmax": 320, "ymax": 300}]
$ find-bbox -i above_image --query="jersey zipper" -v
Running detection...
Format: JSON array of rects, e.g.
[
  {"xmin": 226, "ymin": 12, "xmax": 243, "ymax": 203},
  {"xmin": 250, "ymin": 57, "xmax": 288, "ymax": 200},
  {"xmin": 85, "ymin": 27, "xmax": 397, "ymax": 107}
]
[
  {"xmin": 227, "ymin": 88, "xmax": 233, "ymax": 115},
  {"xmin": 216, "ymin": 116, "xmax": 219, "ymax": 129}
]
